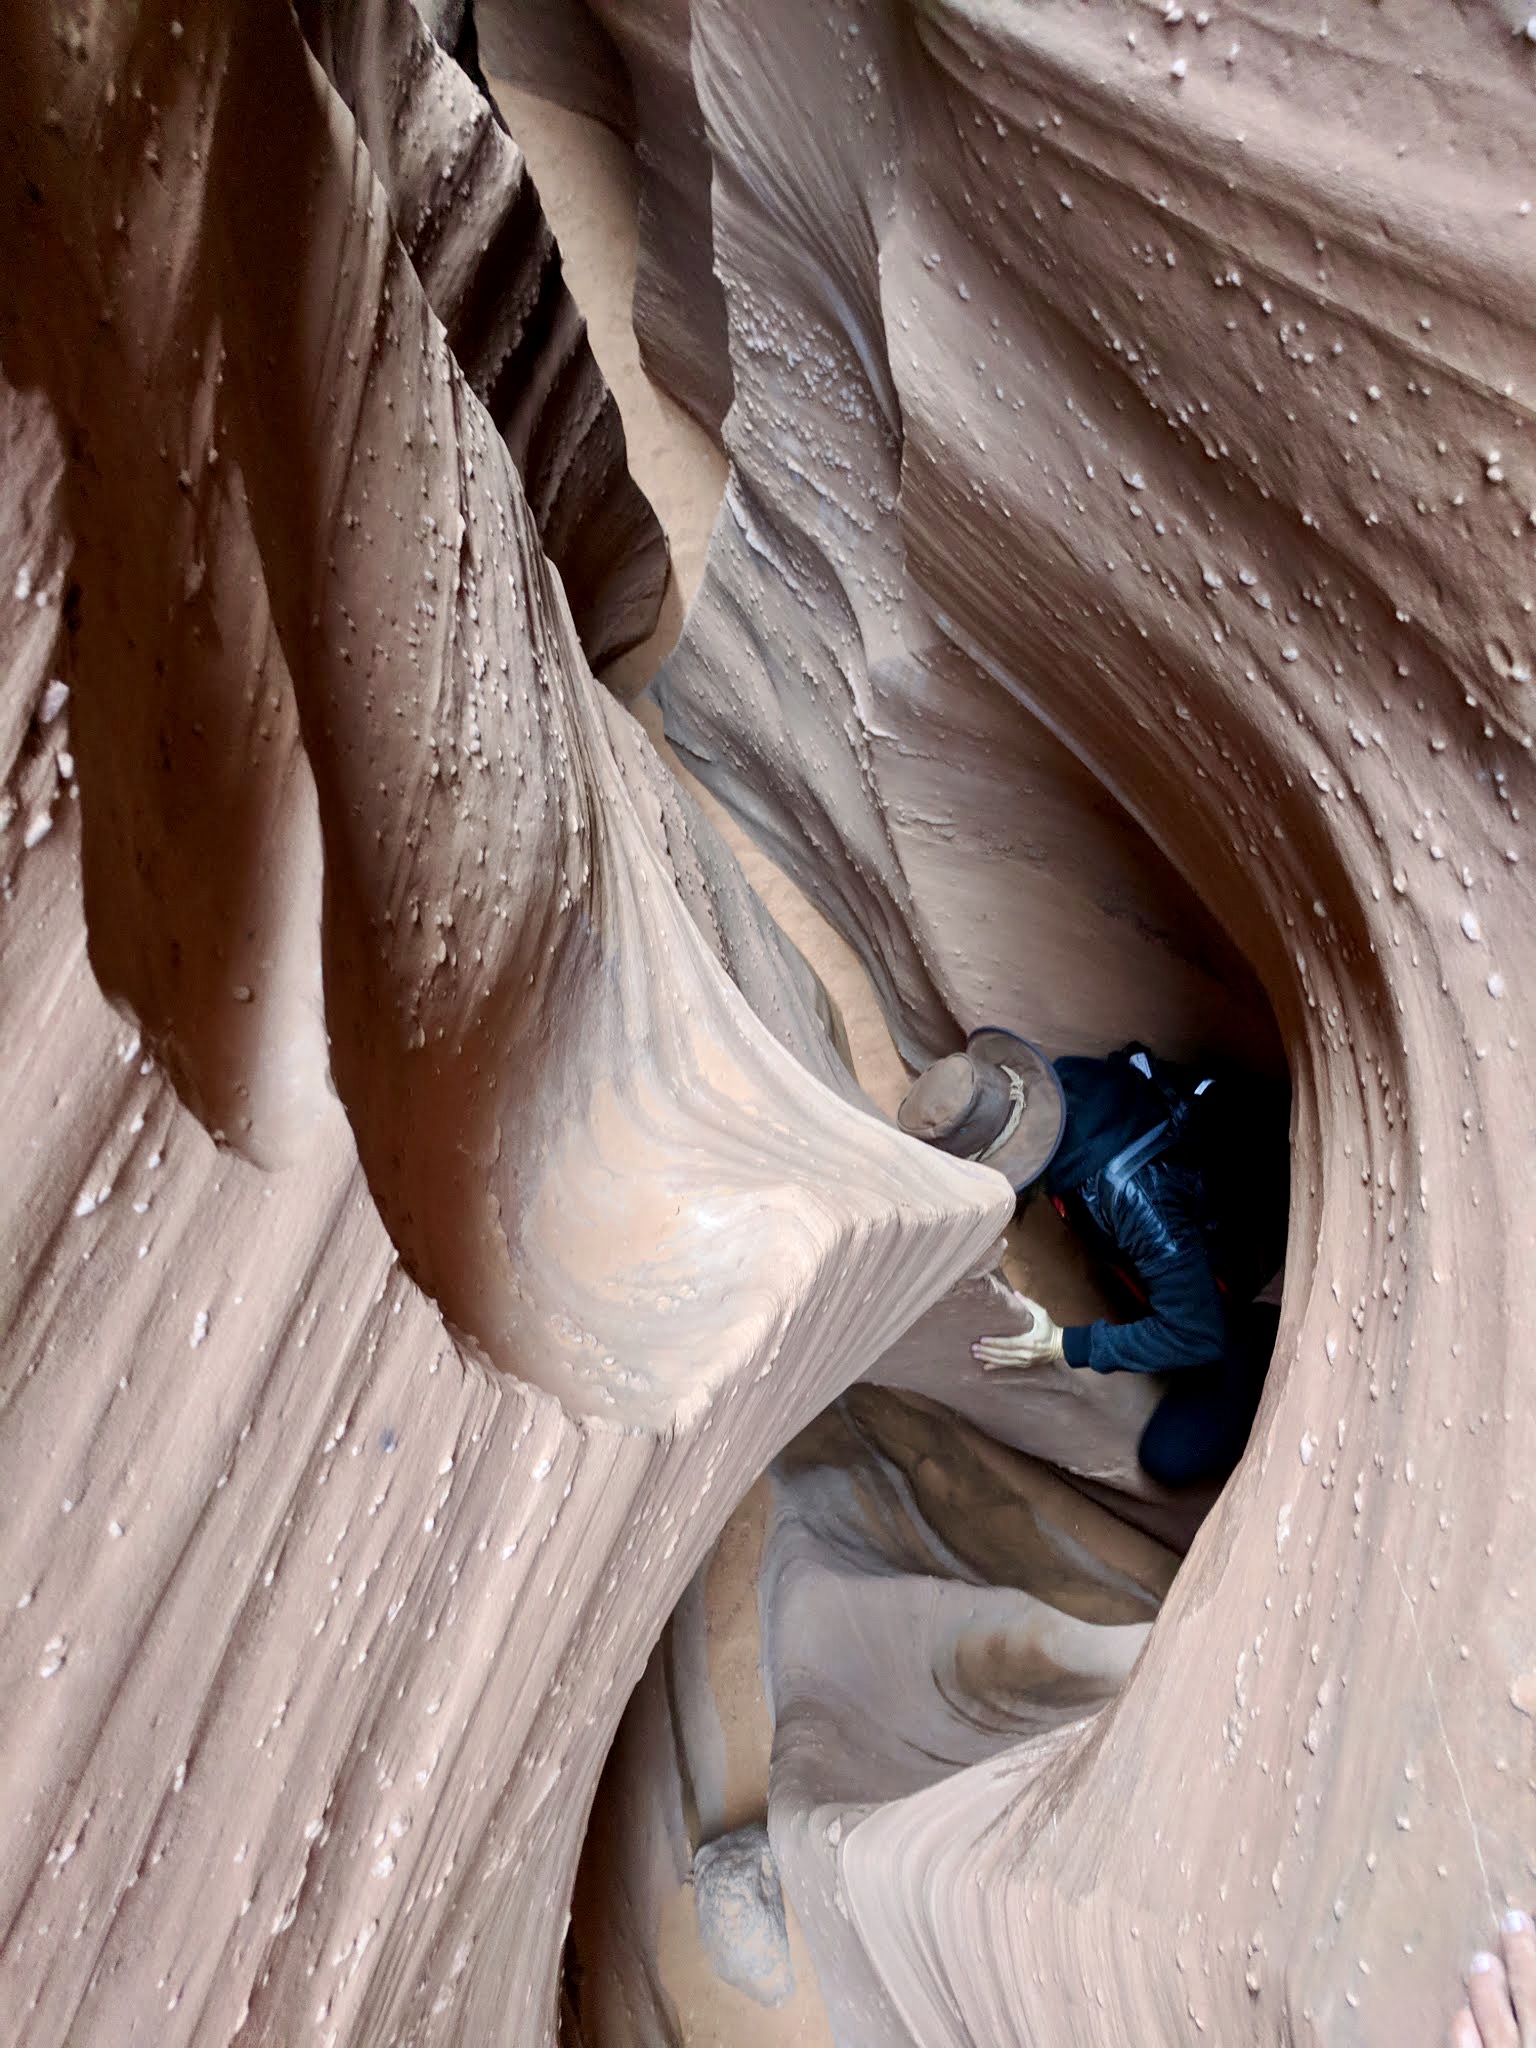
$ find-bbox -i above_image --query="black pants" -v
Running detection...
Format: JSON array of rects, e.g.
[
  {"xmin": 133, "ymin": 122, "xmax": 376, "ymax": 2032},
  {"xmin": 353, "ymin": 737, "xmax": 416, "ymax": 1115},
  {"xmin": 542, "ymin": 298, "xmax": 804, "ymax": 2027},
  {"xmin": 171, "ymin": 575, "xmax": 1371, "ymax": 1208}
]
[{"xmin": 1137, "ymin": 1305, "xmax": 1280, "ymax": 1489}]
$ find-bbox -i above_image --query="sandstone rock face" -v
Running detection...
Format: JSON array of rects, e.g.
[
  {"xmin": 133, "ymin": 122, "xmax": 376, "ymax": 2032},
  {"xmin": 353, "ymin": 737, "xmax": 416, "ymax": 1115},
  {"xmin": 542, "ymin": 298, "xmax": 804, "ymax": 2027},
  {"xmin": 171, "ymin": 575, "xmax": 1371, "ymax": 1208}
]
[
  {"xmin": 474, "ymin": 0, "xmax": 636, "ymax": 144},
  {"xmin": 582, "ymin": 0, "xmax": 1536, "ymax": 2039},
  {"xmin": 483, "ymin": 0, "xmax": 734, "ymax": 439},
  {"xmin": 299, "ymin": 0, "xmax": 672, "ymax": 679},
  {"xmin": 581, "ymin": 0, "xmax": 734, "ymax": 441},
  {"xmin": 647, "ymin": 0, "xmax": 1280, "ymax": 1072},
  {"xmin": 0, "ymin": 6, "xmax": 1003, "ymax": 2041},
  {"xmin": 762, "ymin": 1394, "xmax": 1168, "ymax": 2046},
  {"xmin": 4, "ymin": 1, "xmax": 1535, "ymax": 2046}
]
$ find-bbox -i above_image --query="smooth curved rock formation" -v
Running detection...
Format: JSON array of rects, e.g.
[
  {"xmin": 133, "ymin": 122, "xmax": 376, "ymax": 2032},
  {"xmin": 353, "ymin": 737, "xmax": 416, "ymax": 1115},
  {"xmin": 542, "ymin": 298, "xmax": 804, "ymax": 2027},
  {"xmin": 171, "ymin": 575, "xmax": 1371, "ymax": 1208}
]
[
  {"xmin": 0, "ymin": 6, "xmax": 1006, "ymax": 2039},
  {"xmin": 6, "ymin": 0, "xmax": 1536, "ymax": 2043},
  {"xmin": 646, "ymin": 0, "xmax": 1281, "ymax": 1072},
  {"xmin": 482, "ymin": 0, "xmax": 734, "ymax": 438},
  {"xmin": 762, "ymin": 1396, "xmax": 1167, "ymax": 2046},
  {"xmin": 567, "ymin": 0, "xmax": 1536, "ymax": 2039},
  {"xmin": 475, "ymin": 0, "xmax": 636, "ymax": 144},
  {"xmin": 301, "ymin": 0, "xmax": 670, "ymax": 676}
]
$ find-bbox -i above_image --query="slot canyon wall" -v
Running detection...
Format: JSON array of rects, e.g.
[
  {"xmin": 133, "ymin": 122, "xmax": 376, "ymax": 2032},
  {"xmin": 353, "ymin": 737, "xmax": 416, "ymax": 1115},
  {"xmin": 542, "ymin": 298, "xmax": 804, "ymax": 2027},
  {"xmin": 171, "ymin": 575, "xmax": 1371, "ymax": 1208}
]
[
  {"xmin": 2, "ymin": 5, "xmax": 1534, "ymax": 2048},
  {"xmin": 500, "ymin": 3, "xmax": 1536, "ymax": 2040}
]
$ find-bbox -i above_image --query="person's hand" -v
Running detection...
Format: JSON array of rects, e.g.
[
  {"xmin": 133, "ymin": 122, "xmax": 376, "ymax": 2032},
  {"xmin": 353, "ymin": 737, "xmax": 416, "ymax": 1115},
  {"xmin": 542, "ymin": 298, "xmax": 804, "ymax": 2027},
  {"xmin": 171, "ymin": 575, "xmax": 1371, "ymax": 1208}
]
[
  {"xmin": 1449, "ymin": 1909, "xmax": 1536, "ymax": 2046},
  {"xmin": 971, "ymin": 1297, "xmax": 1065, "ymax": 1370}
]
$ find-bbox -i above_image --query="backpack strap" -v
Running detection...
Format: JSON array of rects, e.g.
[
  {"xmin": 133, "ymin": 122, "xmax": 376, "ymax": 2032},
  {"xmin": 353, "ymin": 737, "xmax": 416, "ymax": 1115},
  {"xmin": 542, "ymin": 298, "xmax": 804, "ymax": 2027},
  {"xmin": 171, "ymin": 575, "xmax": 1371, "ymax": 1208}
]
[
  {"xmin": 1098, "ymin": 1116, "xmax": 1182, "ymax": 1203},
  {"xmin": 1097, "ymin": 1111, "xmax": 1235, "ymax": 1299}
]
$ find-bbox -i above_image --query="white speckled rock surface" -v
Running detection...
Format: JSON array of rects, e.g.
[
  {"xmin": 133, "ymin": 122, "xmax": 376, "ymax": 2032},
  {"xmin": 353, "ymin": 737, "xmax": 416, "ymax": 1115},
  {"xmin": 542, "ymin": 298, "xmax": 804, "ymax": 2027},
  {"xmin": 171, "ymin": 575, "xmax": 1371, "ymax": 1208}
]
[
  {"xmin": 5, "ymin": 0, "xmax": 1536, "ymax": 2042},
  {"xmin": 512, "ymin": 0, "xmax": 1536, "ymax": 2039},
  {"xmin": 297, "ymin": 0, "xmax": 672, "ymax": 679},
  {"xmin": 602, "ymin": 0, "xmax": 1536, "ymax": 2039},
  {"xmin": 0, "ymin": 6, "xmax": 1004, "ymax": 2038}
]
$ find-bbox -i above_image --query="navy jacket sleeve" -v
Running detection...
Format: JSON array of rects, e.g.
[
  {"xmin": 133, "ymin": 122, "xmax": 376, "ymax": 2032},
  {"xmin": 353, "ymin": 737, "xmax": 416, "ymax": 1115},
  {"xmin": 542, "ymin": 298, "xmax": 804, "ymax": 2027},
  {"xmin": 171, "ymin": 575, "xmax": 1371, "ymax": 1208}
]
[{"xmin": 1061, "ymin": 1167, "xmax": 1228, "ymax": 1375}]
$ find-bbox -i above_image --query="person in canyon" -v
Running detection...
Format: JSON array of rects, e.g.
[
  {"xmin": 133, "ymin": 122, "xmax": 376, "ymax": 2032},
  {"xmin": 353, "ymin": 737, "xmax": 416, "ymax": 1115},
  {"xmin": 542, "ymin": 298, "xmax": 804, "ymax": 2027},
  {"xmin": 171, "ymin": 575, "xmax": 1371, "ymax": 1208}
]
[
  {"xmin": 1448, "ymin": 1909, "xmax": 1536, "ymax": 2047},
  {"xmin": 896, "ymin": 1030, "xmax": 1289, "ymax": 1488}
]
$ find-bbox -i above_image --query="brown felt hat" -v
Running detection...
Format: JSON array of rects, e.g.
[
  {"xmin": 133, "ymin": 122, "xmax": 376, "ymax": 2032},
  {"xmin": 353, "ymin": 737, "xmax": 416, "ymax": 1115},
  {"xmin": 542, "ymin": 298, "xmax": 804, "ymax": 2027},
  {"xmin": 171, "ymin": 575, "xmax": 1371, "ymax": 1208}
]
[{"xmin": 896, "ymin": 1028, "xmax": 1066, "ymax": 1193}]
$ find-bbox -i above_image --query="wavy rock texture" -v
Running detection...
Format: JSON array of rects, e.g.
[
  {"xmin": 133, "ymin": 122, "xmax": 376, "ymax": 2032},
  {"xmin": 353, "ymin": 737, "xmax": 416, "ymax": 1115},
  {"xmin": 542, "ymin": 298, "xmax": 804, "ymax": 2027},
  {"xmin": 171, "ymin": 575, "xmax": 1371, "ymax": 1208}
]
[
  {"xmin": 474, "ymin": 0, "xmax": 636, "ymax": 144},
  {"xmin": 568, "ymin": 1378, "xmax": 1182, "ymax": 2046},
  {"xmin": 410, "ymin": 0, "xmax": 498, "ymax": 108},
  {"xmin": 300, "ymin": 0, "xmax": 669, "ymax": 676},
  {"xmin": 0, "ymin": 8, "xmax": 1008, "ymax": 2044},
  {"xmin": 7, "ymin": 0, "xmax": 1536, "ymax": 2041},
  {"xmin": 571, "ymin": 0, "xmax": 1536, "ymax": 2039},
  {"xmin": 762, "ymin": 1396, "xmax": 1169, "ymax": 2046},
  {"xmin": 651, "ymin": 0, "xmax": 1281, "ymax": 1069},
  {"xmin": 481, "ymin": 0, "xmax": 734, "ymax": 439}
]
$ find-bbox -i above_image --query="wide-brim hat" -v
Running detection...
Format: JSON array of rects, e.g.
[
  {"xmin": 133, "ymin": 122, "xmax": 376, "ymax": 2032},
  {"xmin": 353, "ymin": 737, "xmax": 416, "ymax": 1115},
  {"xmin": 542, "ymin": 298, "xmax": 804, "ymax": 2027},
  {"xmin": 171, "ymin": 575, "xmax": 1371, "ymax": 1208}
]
[{"xmin": 896, "ymin": 1027, "xmax": 1066, "ymax": 1193}]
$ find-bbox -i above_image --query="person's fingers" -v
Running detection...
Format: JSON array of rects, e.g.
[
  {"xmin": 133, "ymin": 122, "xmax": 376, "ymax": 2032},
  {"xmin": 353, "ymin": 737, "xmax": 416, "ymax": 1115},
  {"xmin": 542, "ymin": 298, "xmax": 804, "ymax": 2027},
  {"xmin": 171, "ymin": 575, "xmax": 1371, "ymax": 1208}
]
[
  {"xmin": 1468, "ymin": 1951, "xmax": 1519, "ymax": 2048},
  {"xmin": 1500, "ymin": 1910, "xmax": 1536, "ymax": 2047},
  {"xmin": 972, "ymin": 1341, "xmax": 1041, "ymax": 1372},
  {"xmin": 1450, "ymin": 2005, "xmax": 1484, "ymax": 2048}
]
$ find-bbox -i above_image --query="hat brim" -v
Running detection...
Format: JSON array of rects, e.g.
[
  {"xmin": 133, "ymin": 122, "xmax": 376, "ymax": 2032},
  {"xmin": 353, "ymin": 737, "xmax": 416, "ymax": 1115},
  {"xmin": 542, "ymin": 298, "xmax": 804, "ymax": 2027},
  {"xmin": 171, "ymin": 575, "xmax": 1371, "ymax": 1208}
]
[{"xmin": 963, "ymin": 1029, "xmax": 1066, "ymax": 1191}]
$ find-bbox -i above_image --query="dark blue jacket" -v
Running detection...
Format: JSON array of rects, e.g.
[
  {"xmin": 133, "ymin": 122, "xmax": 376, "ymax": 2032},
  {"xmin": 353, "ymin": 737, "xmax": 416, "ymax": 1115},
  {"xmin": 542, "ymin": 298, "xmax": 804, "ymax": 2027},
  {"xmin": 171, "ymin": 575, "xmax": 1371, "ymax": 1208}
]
[{"xmin": 1048, "ymin": 1054, "xmax": 1229, "ymax": 1376}]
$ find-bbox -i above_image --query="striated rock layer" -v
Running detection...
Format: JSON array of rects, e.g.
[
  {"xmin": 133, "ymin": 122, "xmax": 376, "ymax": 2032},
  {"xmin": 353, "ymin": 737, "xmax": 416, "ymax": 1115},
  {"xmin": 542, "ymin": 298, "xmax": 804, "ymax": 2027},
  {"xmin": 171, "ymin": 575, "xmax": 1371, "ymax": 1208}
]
[
  {"xmin": 645, "ymin": 0, "xmax": 1280, "ymax": 1071},
  {"xmin": 5, "ymin": 0, "xmax": 1536, "ymax": 2042},
  {"xmin": 300, "ymin": 0, "xmax": 670, "ymax": 676},
  {"xmin": 761, "ymin": 1394, "xmax": 1169, "ymax": 2047},
  {"xmin": 0, "ymin": 5, "xmax": 1007, "ymax": 2041},
  {"xmin": 482, "ymin": 0, "xmax": 734, "ymax": 440},
  {"xmin": 580, "ymin": 0, "xmax": 1536, "ymax": 2039}
]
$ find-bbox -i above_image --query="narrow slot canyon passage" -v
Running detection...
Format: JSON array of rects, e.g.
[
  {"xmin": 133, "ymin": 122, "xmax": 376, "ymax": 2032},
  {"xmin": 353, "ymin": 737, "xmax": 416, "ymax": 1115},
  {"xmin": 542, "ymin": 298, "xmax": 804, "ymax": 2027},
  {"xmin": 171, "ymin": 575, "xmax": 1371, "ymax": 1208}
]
[
  {"xmin": 495, "ymin": 71, "xmax": 1290, "ymax": 2048},
  {"xmin": 2, "ymin": 6, "xmax": 1532, "ymax": 2048}
]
